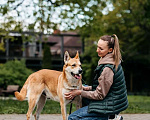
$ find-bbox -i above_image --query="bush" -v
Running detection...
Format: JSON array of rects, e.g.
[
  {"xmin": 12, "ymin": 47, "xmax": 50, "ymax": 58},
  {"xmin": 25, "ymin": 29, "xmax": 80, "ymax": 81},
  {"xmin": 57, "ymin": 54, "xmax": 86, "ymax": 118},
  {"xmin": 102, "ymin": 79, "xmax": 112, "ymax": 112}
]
[
  {"xmin": 0, "ymin": 59, "xmax": 33, "ymax": 89},
  {"xmin": 42, "ymin": 43, "xmax": 52, "ymax": 69}
]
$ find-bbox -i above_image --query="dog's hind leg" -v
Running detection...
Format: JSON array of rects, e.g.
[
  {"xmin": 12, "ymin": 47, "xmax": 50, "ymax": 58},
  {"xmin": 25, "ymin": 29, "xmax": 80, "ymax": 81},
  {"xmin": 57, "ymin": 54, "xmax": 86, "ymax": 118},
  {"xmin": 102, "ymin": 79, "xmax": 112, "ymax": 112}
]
[
  {"xmin": 26, "ymin": 84, "xmax": 44, "ymax": 120},
  {"xmin": 26, "ymin": 95, "xmax": 39, "ymax": 120},
  {"xmin": 34, "ymin": 94, "xmax": 47, "ymax": 120}
]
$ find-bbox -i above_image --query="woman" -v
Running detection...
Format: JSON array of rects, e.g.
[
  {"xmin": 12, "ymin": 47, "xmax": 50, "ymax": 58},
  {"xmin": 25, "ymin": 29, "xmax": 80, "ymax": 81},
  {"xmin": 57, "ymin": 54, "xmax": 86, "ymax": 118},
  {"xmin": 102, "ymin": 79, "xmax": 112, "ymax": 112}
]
[{"xmin": 65, "ymin": 34, "xmax": 128, "ymax": 120}]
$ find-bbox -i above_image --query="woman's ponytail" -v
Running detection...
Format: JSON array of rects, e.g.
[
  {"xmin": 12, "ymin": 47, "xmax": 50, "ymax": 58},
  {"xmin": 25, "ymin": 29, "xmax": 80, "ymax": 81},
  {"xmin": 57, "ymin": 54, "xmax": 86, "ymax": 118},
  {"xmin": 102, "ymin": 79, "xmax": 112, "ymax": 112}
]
[
  {"xmin": 112, "ymin": 34, "xmax": 122, "ymax": 70},
  {"xmin": 100, "ymin": 34, "xmax": 122, "ymax": 70}
]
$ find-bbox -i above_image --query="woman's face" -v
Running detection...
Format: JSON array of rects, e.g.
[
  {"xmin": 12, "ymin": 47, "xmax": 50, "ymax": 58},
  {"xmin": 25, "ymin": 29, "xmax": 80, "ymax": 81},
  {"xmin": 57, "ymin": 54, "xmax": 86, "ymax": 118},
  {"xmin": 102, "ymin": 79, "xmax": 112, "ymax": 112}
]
[{"xmin": 96, "ymin": 39, "xmax": 112, "ymax": 58}]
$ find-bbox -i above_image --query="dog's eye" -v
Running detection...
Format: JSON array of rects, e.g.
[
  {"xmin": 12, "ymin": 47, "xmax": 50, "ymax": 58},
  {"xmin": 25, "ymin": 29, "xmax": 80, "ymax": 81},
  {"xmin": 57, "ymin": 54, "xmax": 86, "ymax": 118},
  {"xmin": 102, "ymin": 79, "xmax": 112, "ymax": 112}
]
[{"xmin": 72, "ymin": 64, "xmax": 76, "ymax": 67}]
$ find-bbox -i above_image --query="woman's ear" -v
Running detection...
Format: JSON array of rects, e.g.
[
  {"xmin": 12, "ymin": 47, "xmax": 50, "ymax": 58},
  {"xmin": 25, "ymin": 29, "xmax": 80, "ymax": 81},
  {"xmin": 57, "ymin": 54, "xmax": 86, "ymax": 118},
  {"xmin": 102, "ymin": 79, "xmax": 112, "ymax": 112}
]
[{"xmin": 109, "ymin": 48, "xmax": 113, "ymax": 53}]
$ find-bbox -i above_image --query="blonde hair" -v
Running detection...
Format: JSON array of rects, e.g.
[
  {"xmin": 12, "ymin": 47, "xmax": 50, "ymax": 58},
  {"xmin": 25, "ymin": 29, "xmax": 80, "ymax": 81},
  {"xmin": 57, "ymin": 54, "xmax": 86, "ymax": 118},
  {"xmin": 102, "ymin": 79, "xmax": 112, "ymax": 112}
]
[{"xmin": 100, "ymin": 34, "xmax": 122, "ymax": 70}]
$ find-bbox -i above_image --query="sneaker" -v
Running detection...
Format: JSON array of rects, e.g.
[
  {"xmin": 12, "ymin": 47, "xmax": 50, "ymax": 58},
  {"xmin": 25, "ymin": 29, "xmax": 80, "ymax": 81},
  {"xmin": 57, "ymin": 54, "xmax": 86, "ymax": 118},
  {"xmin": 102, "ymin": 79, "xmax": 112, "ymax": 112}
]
[{"xmin": 113, "ymin": 115, "xmax": 123, "ymax": 120}]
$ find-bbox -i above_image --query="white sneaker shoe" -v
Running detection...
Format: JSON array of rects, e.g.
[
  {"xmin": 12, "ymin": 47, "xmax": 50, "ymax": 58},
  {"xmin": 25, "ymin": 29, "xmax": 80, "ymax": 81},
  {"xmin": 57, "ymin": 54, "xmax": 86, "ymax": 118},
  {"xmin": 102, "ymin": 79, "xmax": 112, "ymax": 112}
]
[{"xmin": 114, "ymin": 115, "xmax": 123, "ymax": 120}]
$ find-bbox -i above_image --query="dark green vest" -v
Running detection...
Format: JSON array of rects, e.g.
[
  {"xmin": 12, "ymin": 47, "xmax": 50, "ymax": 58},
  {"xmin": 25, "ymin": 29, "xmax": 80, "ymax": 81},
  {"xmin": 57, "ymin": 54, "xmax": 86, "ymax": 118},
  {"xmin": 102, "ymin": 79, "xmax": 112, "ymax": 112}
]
[{"xmin": 88, "ymin": 64, "xmax": 128, "ymax": 115}]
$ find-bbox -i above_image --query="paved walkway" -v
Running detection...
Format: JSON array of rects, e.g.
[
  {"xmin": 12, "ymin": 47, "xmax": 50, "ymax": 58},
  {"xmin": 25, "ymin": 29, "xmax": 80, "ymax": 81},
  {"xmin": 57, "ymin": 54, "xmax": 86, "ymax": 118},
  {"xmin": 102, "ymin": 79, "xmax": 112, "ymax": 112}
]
[
  {"xmin": 0, "ymin": 114, "xmax": 150, "ymax": 120},
  {"xmin": 121, "ymin": 114, "xmax": 150, "ymax": 120}
]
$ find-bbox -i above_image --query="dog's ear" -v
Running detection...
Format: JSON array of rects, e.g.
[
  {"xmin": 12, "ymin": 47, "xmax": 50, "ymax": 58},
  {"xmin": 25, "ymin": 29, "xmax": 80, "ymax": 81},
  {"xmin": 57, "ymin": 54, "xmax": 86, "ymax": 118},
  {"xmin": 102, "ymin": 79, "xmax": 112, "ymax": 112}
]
[
  {"xmin": 74, "ymin": 51, "xmax": 80, "ymax": 59},
  {"xmin": 64, "ymin": 51, "xmax": 70, "ymax": 64}
]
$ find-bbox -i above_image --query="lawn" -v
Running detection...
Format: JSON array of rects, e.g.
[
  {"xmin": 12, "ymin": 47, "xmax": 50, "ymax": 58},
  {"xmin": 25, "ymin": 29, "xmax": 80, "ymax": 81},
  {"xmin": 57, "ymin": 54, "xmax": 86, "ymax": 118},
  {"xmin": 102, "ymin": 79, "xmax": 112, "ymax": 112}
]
[
  {"xmin": 0, "ymin": 98, "xmax": 75, "ymax": 114},
  {"xmin": 0, "ymin": 95, "xmax": 150, "ymax": 114},
  {"xmin": 121, "ymin": 95, "xmax": 150, "ymax": 114}
]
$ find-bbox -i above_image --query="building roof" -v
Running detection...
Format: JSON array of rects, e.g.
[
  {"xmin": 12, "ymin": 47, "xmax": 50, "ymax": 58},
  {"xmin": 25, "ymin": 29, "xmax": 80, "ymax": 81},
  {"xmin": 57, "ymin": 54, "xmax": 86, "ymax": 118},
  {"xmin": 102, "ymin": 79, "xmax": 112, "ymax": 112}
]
[{"xmin": 48, "ymin": 31, "xmax": 82, "ymax": 56}]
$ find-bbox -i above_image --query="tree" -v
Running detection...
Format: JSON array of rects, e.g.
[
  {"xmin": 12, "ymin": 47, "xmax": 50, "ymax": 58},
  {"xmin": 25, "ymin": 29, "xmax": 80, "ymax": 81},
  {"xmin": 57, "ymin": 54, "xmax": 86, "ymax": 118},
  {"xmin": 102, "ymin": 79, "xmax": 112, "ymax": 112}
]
[
  {"xmin": 0, "ymin": 0, "xmax": 107, "ymax": 33},
  {"xmin": 103, "ymin": 0, "xmax": 150, "ymax": 59},
  {"xmin": 101, "ymin": 0, "xmax": 150, "ymax": 92},
  {"xmin": 0, "ymin": 41, "xmax": 5, "ymax": 52},
  {"xmin": 80, "ymin": 0, "xmax": 150, "ymax": 92}
]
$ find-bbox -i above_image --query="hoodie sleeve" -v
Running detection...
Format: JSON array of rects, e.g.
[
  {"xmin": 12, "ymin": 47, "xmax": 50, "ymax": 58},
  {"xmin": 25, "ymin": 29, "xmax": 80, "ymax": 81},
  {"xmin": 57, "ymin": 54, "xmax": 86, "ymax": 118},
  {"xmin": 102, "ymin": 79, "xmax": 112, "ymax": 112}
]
[{"xmin": 81, "ymin": 67, "xmax": 114, "ymax": 100}]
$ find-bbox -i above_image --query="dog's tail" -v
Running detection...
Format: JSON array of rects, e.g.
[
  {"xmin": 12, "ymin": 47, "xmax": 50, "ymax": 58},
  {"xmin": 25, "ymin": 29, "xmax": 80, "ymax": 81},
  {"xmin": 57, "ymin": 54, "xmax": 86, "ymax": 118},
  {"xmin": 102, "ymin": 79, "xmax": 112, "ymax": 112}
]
[{"xmin": 14, "ymin": 76, "xmax": 30, "ymax": 101}]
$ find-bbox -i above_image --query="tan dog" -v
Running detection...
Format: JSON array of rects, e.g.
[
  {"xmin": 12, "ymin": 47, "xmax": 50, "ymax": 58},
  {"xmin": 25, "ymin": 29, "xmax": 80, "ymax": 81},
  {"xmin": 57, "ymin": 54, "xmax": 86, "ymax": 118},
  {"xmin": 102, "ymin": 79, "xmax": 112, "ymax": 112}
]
[{"xmin": 15, "ymin": 51, "xmax": 82, "ymax": 120}]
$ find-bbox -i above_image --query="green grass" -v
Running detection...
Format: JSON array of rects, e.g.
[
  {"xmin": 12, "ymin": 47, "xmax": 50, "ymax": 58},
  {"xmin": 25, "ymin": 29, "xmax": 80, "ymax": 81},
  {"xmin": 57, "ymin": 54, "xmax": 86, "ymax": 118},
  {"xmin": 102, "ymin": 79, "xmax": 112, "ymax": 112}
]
[
  {"xmin": 121, "ymin": 95, "xmax": 150, "ymax": 114},
  {"xmin": 0, "ymin": 98, "xmax": 76, "ymax": 114},
  {"xmin": 0, "ymin": 95, "xmax": 150, "ymax": 114}
]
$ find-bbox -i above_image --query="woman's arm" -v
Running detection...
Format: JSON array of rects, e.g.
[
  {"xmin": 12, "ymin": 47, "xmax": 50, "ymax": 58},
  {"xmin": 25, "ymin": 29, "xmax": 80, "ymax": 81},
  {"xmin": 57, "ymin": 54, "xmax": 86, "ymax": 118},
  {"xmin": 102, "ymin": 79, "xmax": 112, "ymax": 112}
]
[
  {"xmin": 65, "ymin": 67, "xmax": 114, "ymax": 100},
  {"xmin": 81, "ymin": 67, "xmax": 114, "ymax": 100}
]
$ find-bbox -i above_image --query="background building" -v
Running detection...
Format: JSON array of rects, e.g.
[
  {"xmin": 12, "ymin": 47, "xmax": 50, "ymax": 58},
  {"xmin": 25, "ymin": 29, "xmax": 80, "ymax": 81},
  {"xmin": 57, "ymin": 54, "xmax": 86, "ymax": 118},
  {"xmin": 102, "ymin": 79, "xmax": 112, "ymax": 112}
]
[{"xmin": 0, "ymin": 31, "xmax": 83, "ymax": 70}]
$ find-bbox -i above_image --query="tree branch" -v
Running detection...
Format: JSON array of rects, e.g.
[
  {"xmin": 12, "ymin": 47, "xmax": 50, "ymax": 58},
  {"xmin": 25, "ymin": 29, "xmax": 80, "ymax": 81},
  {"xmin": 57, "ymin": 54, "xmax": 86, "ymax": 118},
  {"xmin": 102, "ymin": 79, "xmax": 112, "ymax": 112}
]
[
  {"xmin": 13, "ymin": 0, "xmax": 25, "ymax": 10},
  {"xmin": 47, "ymin": 0, "xmax": 67, "ymax": 7}
]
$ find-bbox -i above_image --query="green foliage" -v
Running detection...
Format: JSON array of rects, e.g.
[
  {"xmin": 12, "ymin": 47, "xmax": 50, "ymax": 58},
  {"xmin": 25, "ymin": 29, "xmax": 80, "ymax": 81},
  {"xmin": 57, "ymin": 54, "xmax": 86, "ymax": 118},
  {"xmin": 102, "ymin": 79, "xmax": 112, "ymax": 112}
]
[
  {"xmin": 79, "ymin": 0, "xmax": 150, "ymax": 58},
  {"xmin": 102, "ymin": 0, "xmax": 150, "ymax": 58},
  {"xmin": 0, "ymin": 0, "xmax": 106, "ymax": 33},
  {"xmin": 0, "ymin": 42, "xmax": 5, "ymax": 52},
  {"xmin": 0, "ymin": 59, "xmax": 33, "ymax": 89},
  {"xmin": 42, "ymin": 44, "xmax": 52, "ymax": 69},
  {"xmin": 79, "ymin": 0, "xmax": 150, "ymax": 92},
  {"xmin": 104, "ymin": 0, "xmax": 150, "ymax": 92},
  {"xmin": 81, "ymin": 45, "xmax": 99, "ymax": 85}
]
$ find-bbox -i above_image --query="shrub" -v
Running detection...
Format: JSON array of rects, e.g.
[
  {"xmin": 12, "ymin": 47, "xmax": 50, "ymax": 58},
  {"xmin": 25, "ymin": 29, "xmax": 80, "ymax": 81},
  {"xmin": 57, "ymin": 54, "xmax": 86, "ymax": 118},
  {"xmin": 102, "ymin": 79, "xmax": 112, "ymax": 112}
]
[
  {"xmin": 42, "ymin": 43, "xmax": 52, "ymax": 69},
  {"xmin": 0, "ymin": 59, "xmax": 33, "ymax": 89}
]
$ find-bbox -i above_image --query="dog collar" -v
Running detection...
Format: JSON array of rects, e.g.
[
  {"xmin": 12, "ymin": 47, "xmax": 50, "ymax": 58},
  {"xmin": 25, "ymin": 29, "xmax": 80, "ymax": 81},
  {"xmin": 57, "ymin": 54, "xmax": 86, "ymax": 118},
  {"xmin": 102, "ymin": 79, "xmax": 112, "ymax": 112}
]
[{"xmin": 71, "ymin": 86, "xmax": 80, "ymax": 90}]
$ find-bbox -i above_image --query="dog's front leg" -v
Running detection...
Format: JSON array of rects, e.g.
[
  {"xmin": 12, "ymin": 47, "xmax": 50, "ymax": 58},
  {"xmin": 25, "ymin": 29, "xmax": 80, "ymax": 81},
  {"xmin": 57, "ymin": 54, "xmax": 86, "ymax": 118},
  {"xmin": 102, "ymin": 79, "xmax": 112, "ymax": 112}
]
[
  {"xmin": 60, "ymin": 99, "xmax": 67, "ymax": 120},
  {"xmin": 74, "ymin": 95, "xmax": 82, "ymax": 110}
]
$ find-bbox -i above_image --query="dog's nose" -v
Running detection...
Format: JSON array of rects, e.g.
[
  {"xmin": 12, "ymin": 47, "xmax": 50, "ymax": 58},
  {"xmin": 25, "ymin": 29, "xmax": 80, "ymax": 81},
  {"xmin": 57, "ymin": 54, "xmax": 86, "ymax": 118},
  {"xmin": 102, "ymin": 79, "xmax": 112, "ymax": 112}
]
[{"xmin": 79, "ymin": 69, "xmax": 83, "ymax": 74}]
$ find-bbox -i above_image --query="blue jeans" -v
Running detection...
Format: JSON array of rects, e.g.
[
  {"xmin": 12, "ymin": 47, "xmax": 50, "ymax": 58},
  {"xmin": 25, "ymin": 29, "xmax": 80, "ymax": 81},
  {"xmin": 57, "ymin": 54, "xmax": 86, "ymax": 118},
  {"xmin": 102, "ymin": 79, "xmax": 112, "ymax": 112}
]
[{"xmin": 68, "ymin": 106, "xmax": 109, "ymax": 120}]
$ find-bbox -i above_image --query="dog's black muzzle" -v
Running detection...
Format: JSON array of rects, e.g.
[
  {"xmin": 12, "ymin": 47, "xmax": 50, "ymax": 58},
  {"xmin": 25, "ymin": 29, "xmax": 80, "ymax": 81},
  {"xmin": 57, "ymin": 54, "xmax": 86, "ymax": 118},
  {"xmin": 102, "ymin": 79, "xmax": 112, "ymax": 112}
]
[{"xmin": 78, "ymin": 69, "xmax": 83, "ymax": 74}]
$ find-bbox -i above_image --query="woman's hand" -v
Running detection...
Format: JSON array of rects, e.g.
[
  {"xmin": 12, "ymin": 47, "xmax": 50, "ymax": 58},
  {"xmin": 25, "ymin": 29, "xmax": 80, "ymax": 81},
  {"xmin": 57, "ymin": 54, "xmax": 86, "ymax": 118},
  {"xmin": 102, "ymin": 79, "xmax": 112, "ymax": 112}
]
[{"xmin": 64, "ymin": 89, "xmax": 81, "ymax": 100}]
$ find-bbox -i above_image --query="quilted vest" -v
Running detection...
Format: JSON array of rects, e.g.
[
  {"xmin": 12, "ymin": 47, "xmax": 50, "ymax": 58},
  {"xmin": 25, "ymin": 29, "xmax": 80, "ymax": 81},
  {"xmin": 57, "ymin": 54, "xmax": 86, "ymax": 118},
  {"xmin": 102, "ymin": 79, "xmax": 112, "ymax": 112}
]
[{"xmin": 88, "ymin": 64, "xmax": 128, "ymax": 115}]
